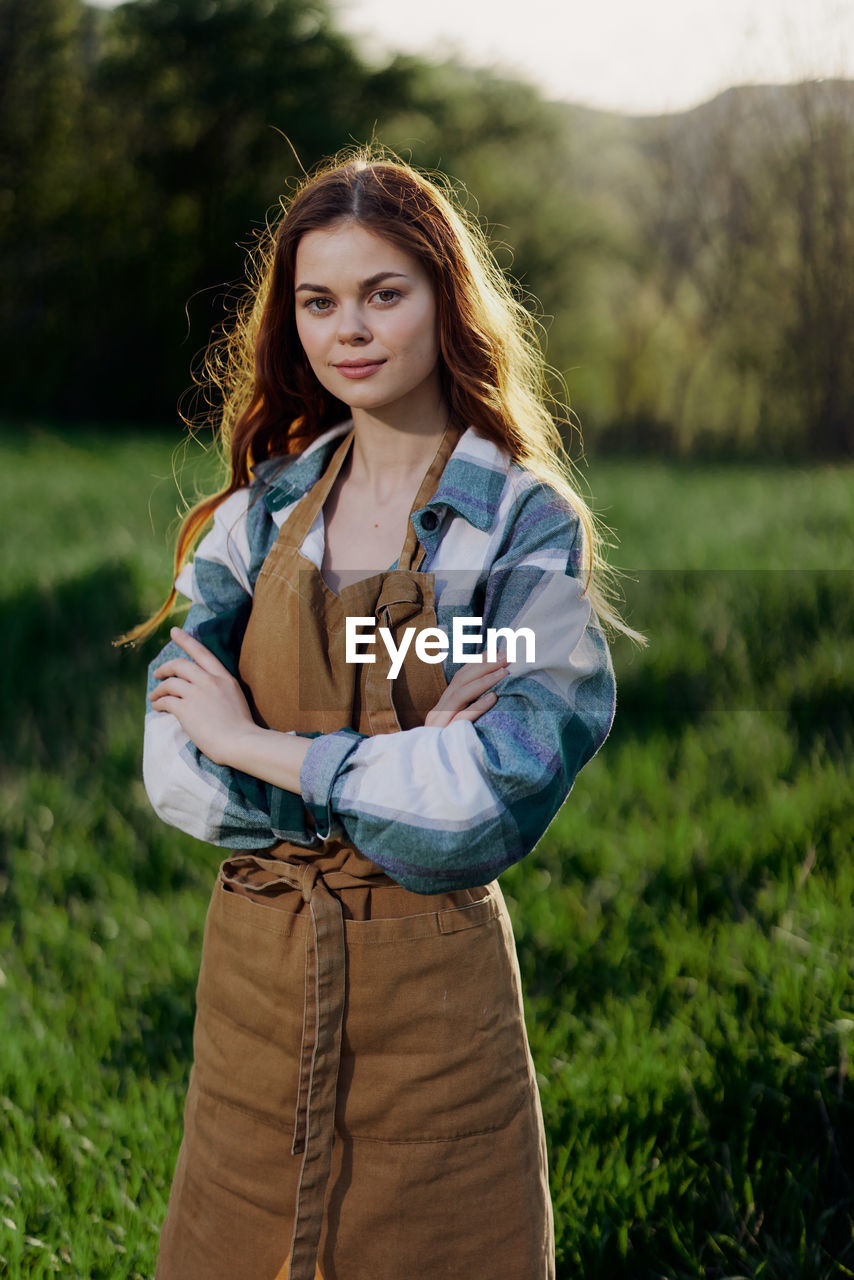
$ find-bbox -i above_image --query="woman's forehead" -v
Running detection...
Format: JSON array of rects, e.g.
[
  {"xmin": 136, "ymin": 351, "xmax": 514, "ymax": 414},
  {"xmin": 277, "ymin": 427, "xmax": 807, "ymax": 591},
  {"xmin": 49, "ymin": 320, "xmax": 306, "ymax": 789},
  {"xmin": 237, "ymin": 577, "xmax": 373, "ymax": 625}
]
[{"xmin": 294, "ymin": 221, "xmax": 423, "ymax": 284}]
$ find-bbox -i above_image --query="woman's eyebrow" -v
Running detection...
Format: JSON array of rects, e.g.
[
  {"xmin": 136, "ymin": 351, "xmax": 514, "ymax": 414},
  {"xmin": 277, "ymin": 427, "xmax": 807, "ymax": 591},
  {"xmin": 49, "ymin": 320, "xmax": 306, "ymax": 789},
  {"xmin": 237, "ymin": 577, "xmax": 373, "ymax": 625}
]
[{"xmin": 295, "ymin": 271, "xmax": 408, "ymax": 294}]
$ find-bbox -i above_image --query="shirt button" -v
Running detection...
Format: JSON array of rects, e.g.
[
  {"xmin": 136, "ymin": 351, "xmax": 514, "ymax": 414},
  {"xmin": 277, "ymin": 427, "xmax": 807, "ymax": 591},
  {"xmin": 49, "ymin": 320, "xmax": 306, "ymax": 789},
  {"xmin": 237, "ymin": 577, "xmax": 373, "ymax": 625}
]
[{"xmin": 420, "ymin": 510, "xmax": 439, "ymax": 531}]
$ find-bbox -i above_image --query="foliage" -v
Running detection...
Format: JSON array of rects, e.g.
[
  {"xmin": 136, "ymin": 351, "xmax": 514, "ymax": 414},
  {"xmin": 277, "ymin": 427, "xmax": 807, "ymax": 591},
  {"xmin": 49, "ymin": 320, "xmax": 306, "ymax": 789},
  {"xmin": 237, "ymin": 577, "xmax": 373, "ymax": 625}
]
[
  {"xmin": 1, "ymin": 424, "xmax": 852, "ymax": 1277},
  {"xmin": 595, "ymin": 83, "xmax": 854, "ymax": 457},
  {"xmin": 3, "ymin": 0, "xmax": 854, "ymax": 454}
]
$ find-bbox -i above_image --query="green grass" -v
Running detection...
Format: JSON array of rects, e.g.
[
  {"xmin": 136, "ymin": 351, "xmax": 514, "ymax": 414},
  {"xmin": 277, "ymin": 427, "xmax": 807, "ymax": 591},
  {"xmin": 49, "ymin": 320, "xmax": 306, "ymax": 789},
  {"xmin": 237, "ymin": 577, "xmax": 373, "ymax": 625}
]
[
  {"xmin": 1, "ymin": 423, "xmax": 852, "ymax": 1278},
  {"xmin": 587, "ymin": 457, "xmax": 854, "ymax": 571}
]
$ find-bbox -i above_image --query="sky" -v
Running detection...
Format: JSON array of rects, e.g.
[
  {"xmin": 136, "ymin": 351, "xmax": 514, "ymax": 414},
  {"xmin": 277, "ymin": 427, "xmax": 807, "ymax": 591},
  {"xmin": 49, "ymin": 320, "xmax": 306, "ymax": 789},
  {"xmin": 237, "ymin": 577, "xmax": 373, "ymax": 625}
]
[{"xmin": 89, "ymin": 0, "xmax": 854, "ymax": 115}]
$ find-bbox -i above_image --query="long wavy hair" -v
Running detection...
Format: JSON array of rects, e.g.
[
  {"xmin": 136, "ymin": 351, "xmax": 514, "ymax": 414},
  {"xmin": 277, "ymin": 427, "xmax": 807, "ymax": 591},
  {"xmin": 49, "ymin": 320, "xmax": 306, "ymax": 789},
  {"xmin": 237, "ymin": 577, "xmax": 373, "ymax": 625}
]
[{"xmin": 122, "ymin": 144, "xmax": 642, "ymax": 645}]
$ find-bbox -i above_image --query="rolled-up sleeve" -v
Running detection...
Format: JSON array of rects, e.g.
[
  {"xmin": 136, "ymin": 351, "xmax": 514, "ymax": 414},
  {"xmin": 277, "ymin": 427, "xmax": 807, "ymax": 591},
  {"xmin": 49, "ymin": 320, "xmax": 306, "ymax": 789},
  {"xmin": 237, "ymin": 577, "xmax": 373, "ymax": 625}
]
[
  {"xmin": 299, "ymin": 480, "xmax": 616, "ymax": 893},
  {"xmin": 143, "ymin": 488, "xmax": 321, "ymax": 850}
]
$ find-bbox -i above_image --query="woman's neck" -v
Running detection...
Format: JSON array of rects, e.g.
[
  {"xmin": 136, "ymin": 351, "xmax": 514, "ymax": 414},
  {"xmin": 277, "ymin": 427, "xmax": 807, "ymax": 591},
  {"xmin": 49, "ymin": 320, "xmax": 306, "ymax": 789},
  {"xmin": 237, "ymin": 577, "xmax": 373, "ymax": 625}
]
[{"xmin": 347, "ymin": 396, "xmax": 451, "ymax": 501}]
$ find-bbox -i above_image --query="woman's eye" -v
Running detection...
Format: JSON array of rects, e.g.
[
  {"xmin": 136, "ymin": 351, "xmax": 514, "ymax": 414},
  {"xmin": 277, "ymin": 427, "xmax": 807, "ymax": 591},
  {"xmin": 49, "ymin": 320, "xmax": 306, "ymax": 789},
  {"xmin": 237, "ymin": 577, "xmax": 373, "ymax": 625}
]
[
  {"xmin": 373, "ymin": 289, "xmax": 399, "ymax": 304},
  {"xmin": 305, "ymin": 297, "xmax": 332, "ymax": 313}
]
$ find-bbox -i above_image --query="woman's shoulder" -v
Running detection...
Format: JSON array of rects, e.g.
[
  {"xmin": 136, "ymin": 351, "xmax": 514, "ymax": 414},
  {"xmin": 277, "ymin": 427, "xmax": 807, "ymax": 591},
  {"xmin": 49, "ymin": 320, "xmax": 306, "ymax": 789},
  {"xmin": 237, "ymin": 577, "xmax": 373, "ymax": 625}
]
[
  {"xmin": 442, "ymin": 425, "xmax": 534, "ymax": 524},
  {"xmin": 249, "ymin": 421, "xmax": 353, "ymax": 510},
  {"xmin": 457, "ymin": 427, "xmax": 581, "ymax": 532},
  {"xmin": 431, "ymin": 427, "xmax": 582, "ymax": 581},
  {"xmin": 456, "ymin": 426, "xmax": 570, "ymax": 494}
]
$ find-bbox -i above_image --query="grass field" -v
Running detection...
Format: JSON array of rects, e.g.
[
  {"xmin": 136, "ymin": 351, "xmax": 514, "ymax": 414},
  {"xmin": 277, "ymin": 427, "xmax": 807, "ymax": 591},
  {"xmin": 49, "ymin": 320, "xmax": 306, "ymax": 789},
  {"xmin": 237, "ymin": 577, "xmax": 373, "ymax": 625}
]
[{"xmin": 1, "ymin": 423, "xmax": 852, "ymax": 1279}]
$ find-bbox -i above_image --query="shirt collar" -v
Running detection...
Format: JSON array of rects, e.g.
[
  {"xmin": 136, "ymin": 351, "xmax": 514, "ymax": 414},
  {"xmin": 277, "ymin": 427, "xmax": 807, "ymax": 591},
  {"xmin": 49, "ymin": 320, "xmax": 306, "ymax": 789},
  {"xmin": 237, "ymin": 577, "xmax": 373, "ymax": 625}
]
[{"xmin": 253, "ymin": 420, "xmax": 509, "ymax": 533}]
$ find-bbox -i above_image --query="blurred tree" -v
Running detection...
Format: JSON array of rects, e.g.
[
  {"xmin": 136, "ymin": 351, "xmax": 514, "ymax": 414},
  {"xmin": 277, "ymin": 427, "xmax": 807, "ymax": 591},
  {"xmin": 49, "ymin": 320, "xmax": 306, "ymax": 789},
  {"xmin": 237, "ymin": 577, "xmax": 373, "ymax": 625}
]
[
  {"xmin": 0, "ymin": 0, "xmax": 96, "ymax": 413},
  {"xmin": 613, "ymin": 82, "xmax": 854, "ymax": 457},
  {"xmin": 614, "ymin": 89, "xmax": 777, "ymax": 454},
  {"xmin": 81, "ymin": 0, "xmax": 382, "ymax": 421},
  {"xmin": 1, "ymin": 0, "xmax": 381, "ymax": 422},
  {"xmin": 773, "ymin": 82, "xmax": 854, "ymax": 457}
]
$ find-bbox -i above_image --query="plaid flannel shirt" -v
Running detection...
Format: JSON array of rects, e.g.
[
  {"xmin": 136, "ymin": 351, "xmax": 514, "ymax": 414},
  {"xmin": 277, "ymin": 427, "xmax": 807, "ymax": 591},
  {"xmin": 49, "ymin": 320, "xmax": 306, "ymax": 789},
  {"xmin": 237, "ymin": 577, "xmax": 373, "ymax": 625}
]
[{"xmin": 143, "ymin": 421, "xmax": 616, "ymax": 893}]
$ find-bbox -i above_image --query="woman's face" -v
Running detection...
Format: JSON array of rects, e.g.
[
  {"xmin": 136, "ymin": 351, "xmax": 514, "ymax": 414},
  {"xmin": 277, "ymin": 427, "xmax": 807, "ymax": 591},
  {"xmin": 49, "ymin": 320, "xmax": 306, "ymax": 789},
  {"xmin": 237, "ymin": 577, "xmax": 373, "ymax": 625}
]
[{"xmin": 294, "ymin": 220, "xmax": 442, "ymax": 419}]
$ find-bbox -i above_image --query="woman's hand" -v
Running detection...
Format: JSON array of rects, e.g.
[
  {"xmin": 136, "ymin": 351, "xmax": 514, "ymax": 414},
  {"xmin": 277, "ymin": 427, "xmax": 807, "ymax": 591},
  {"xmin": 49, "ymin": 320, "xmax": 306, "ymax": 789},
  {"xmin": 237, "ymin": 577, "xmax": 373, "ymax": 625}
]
[
  {"xmin": 150, "ymin": 627, "xmax": 259, "ymax": 765},
  {"xmin": 424, "ymin": 650, "xmax": 509, "ymax": 729}
]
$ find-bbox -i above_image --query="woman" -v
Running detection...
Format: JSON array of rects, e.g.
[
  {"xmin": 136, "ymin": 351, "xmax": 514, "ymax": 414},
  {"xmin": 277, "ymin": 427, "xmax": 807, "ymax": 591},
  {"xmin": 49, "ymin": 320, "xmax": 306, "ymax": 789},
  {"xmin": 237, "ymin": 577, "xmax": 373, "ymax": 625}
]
[{"xmin": 134, "ymin": 148, "xmax": 627, "ymax": 1280}]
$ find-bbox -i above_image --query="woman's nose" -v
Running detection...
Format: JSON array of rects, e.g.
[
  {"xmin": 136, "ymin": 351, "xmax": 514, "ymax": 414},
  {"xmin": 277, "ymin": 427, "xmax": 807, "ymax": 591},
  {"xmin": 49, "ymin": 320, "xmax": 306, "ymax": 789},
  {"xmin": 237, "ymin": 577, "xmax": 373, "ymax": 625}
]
[{"xmin": 335, "ymin": 304, "xmax": 372, "ymax": 344}]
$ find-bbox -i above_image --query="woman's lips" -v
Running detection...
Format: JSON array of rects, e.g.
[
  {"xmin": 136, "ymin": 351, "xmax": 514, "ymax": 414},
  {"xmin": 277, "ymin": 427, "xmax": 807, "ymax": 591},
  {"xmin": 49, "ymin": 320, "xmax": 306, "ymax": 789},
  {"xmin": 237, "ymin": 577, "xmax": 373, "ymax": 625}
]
[{"xmin": 334, "ymin": 361, "xmax": 385, "ymax": 380}]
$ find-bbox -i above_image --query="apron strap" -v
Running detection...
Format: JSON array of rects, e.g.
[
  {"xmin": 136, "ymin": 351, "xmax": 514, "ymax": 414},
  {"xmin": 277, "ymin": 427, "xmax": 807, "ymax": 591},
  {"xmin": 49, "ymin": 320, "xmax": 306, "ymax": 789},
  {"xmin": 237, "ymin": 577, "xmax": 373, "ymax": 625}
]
[
  {"xmin": 396, "ymin": 420, "xmax": 464, "ymax": 573},
  {"xmin": 279, "ymin": 427, "xmax": 356, "ymax": 552}
]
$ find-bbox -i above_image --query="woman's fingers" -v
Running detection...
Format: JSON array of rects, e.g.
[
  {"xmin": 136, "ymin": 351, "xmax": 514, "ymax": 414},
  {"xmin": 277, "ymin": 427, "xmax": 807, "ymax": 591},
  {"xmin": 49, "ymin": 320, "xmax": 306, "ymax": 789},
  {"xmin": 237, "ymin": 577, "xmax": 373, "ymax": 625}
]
[
  {"xmin": 424, "ymin": 654, "xmax": 510, "ymax": 728},
  {"xmin": 167, "ymin": 626, "xmax": 228, "ymax": 675},
  {"xmin": 151, "ymin": 656, "xmax": 203, "ymax": 684},
  {"xmin": 449, "ymin": 690, "xmax": 499, "ymax": 724},
  {"xmin": 148, "ymin": 692, "xmax": 184, "ymax": 716},
  {"xmin": 443, "ymin": 656, "xmax": 509, "ymax": 707},
  {"xmin": 150, "ymin": 675, "xmax": 194, "ymax": 704},
  {"xmin": 147, "ymin": 634, "xmax": 257, "ymax": 760},
  {"xmin": 455, "ymin": 658, "xmax": 509, "ymax": 695},
  {"xmin": 151, "ymin": 632, "xmax": 242, "ymax": 738}
]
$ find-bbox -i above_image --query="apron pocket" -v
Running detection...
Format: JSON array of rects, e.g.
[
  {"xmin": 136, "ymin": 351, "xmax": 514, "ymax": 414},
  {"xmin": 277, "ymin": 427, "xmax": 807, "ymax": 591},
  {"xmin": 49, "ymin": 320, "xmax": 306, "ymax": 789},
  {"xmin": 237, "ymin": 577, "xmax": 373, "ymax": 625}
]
[
  {"xmin": 337, "ymin": 891, "xmax": 533, "ymax": 1141},
  {"xmin": 191, "ymin": 876, "xmax": 307, "ymax": 1132}
]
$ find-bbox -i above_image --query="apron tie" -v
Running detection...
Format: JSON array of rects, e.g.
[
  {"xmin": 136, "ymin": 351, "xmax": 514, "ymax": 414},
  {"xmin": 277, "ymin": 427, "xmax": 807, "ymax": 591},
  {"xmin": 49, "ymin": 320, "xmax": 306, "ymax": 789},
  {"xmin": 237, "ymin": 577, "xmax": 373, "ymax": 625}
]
[
  {"xmin": 218, "ymin": 855, "xmax": 344, "ymax": 1280},
  {"xmin": 299, "ymin": 860, "xmax": 319, "ymax": 904},
  {"xmin": 374, "ymin": 570, "xmax": 425, "ymax": 630},
  {"xmin": 367, "ymin": 571, "xmax": 443, "ymax": 735},
  {"xmin": 218, "ymin": 854, "xmax": 396, "ymax": 1280}
]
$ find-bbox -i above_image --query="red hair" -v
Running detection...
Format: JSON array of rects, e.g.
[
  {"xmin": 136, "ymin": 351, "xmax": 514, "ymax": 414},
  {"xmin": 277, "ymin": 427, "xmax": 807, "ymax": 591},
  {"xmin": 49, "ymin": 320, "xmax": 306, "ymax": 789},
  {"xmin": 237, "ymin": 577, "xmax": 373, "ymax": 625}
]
[{"xmin": 122, "ymin": 146, "xmax": 641, "ymax": 646}]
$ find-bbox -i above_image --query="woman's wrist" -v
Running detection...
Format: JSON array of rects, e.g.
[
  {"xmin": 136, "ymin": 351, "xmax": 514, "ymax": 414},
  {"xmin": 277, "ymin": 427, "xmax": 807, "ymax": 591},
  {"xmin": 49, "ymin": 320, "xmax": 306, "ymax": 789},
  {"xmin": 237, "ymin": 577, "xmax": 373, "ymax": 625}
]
[{"xmin": 222, "ymin": 724, "xmax": 313, "ymax": 794}]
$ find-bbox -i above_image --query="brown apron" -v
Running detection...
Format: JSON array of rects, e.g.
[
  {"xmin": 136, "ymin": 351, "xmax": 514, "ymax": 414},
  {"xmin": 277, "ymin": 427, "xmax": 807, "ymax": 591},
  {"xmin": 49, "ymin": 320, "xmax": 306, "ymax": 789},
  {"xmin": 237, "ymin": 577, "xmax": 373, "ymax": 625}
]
[{"xmin": 155, "ymin": 425, "xmax": 556, "ymax": 1280}]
